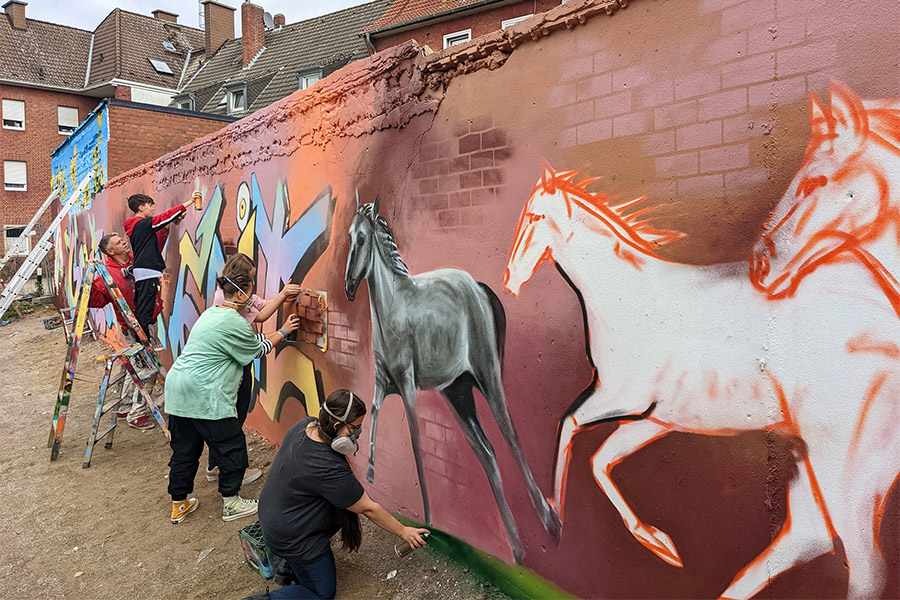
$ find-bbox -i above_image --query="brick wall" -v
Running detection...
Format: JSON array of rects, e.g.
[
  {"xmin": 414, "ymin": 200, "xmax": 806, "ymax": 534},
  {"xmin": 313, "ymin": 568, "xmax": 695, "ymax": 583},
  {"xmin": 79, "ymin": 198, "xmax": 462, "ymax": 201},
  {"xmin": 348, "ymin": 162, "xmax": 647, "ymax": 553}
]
[
  {"xmin": 241, "ymin": 2, "xmax": 265, "ymax": 68},
  {"xmin": 106, "ymin": 103, "xmax": 232, "ymax": 178},
  {"xmin": 551, "ymin": 0, "xmax": 837, "ymax": 207},
  {"xmin": 409, "ymin": 114, "xmax": 511, "ymax": 229},
  {"xmin": 0, "ymin": 85, "xmax": 99, "ymax": 233},
  {"xmin": 373, "ymin": 0, "xmax": 560, "ymax": 52}
]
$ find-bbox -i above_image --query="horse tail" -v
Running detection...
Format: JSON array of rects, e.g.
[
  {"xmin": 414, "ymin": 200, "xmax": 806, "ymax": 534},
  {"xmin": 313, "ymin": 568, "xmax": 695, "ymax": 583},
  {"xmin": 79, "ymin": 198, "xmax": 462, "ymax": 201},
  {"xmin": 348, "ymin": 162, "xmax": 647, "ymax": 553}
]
[{"xmin": 478, "ymin": 282, "xmax": 507, "ymax": 371}]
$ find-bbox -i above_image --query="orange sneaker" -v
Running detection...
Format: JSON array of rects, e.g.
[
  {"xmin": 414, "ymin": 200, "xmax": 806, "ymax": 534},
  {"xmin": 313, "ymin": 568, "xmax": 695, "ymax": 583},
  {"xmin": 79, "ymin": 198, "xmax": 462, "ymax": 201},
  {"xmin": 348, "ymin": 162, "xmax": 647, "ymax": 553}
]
[{"xmin": 171, "ymin": 498, "xmax": 199, "ymax": 524}]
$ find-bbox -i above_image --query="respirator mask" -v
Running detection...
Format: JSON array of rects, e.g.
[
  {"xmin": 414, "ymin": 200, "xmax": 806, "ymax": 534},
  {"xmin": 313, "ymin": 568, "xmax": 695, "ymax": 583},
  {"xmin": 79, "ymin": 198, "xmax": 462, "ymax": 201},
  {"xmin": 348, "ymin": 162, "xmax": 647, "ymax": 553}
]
[
  {"xmin": 222, "ymin": 275, "xmax": 254, "ymax": 311},
  {"xmin": 318, "ymin": 392, "xmax": 362, "ymax": 456}
]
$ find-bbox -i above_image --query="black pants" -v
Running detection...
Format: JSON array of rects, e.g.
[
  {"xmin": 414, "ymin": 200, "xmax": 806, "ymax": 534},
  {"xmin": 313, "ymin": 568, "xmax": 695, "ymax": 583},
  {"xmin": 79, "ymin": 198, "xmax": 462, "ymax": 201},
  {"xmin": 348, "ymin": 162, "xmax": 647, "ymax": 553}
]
[
  {"xmin": 168, "ymin": 414, "xmax": 248, "ymax": 500},
  {"xmin": 209, "ymin": 363, "xmax": 252, "ymax": 470},
  {"xmin": 133, "ymin": 278, "xmax": 159, "ymax": 338}
]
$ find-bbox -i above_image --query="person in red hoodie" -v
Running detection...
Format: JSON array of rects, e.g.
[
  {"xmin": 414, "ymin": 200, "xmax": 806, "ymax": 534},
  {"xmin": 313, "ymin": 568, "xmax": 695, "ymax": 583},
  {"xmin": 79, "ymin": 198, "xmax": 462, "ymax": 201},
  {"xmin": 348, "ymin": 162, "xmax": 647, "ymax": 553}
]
[
  {"xmin": 123, "ymin": 192, "xmax": 198, "ymax": 341},
  {"xmin": 88, "ymin": 232, "xmax": 164, "ymax": 430}
]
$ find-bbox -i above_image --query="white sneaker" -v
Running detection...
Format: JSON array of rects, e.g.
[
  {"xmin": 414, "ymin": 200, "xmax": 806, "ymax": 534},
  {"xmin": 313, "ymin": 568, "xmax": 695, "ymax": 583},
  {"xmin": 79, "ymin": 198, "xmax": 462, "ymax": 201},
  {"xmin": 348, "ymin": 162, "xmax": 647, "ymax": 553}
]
[
  {"xmin": 222, "ymin": 495, "xmax": 258, "ymax": 522},
  {"xmin": 207, "ymin": 467, "xmax": 262, "ymax": 485}
]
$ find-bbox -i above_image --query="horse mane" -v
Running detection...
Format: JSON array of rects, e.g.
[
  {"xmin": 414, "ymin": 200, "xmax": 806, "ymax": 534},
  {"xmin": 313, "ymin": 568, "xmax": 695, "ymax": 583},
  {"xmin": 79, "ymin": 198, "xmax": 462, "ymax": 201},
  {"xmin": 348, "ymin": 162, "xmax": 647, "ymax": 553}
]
[
  {"xmin": 359, "ymin": 203, "xmax": 410, "ymax": 276},
  {"xmin": 539, "ymin": 168, "xmax": 685, "ymax": 252}
]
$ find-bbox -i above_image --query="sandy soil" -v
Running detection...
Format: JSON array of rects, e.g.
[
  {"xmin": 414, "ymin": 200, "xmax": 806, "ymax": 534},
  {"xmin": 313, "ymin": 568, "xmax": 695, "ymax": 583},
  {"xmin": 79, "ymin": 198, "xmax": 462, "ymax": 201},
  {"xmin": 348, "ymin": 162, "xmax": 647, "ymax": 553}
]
[{"xmin": 0, "ymin": 307, "xmax": 509, "ymax": 600}]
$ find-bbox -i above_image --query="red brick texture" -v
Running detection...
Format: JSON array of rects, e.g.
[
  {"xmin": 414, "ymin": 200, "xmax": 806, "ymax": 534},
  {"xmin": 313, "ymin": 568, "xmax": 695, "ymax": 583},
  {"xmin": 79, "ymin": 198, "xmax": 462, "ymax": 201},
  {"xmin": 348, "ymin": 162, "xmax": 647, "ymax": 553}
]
[
  {"xmin": 203, "ymin": 0, "xmax": 236, "ymax": 55},
  {"xmin": 549, "ymin": 0, "xmax": 846, "ymax": 211},
  {"xmin": 0, "ymin": 85, "xmax": 98, "ymax": 233},
  {"xmin": 106, "ymin": 105, "xmax": 230, "ymax": 178},
  {"xmin": 409, "ymin": 114, "xmax": 511, "ymax": 230},
  {"xmin": 241, "ymin": 2, "xmax": 265, "ymax": 68}
]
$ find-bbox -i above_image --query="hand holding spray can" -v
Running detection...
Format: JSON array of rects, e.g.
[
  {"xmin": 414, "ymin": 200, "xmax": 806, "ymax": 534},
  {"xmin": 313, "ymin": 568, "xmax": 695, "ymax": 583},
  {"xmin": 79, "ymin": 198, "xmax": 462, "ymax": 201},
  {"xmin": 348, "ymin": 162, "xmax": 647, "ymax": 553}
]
[
  {"xmin": 394, "ymin": 532, "xmax": 429, "ymax": 557},
  {"xmin": 192, "ymin": 177, "xmax": 202, "ymax": 210}
]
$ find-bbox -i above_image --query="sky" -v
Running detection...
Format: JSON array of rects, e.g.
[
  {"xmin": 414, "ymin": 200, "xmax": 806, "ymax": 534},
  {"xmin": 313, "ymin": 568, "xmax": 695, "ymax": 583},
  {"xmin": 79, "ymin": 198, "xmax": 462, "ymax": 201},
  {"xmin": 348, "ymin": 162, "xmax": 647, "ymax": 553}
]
[{"xmin": 25, "ymin": 0, "xmax": 376, "ymax": 34}]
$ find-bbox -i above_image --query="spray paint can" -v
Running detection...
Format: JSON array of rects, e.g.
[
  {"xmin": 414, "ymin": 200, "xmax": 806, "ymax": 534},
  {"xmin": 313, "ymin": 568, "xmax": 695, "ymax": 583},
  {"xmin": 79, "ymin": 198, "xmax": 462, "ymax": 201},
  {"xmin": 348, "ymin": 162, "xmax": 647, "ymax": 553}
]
[
  {"xmin": 394, "ymin": 532, "xmax": 429, "ymax": 557},
  {"xmin": 193, "ymin": 190, "xmax": 203, "ymax": 211}
]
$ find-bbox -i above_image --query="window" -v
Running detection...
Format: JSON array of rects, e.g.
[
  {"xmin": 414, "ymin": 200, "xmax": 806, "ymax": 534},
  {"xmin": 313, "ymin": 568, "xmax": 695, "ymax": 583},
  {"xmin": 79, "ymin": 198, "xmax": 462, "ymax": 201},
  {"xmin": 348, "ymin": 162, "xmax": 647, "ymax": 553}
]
[
  {"xmin": 3, "ymin": 160, "xmax": 26, "ymax": 191},
  {"xmin": 2, "ymin": 99, "xmax": 25, "ymax": 130},
  {"xmin": 174, "ymin": 95, "xmax": 194, "ymax": 111},
  {"xmin": 148, "ymin": 58, "xmax": 174, "ymax": 75},
  {"xmin": 58, "ymin": 106, "xmax": 79, "ymax": 135},
  {"xmin": 501, "ymin": 14, "xmax": 534, "ymax": 29},
  {"xmin": 163, "ymin": 41, "xmax": 177, "ymax": 53},
  {"xmin": 443, "ymin": 29, "xmax": 472, "ymax": 49},
  {"xmin": 4, "ymin": 226, "xmax": 30, "ymax": 256},
  {"xmin": 228, "ymin": 87, "xmax": 247, "ymax": 114},
  {"xmin": 299, "ymin": 69, "xmax": 322, "ymax": 90}
]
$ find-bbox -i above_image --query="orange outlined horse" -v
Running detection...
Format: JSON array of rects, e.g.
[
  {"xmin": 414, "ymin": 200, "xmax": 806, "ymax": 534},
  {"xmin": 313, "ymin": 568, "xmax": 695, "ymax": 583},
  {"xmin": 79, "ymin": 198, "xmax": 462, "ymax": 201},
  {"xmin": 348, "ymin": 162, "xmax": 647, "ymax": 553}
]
[{"xmin": 504, "ymin": 152, "xmax": 899, "ymax": 596}]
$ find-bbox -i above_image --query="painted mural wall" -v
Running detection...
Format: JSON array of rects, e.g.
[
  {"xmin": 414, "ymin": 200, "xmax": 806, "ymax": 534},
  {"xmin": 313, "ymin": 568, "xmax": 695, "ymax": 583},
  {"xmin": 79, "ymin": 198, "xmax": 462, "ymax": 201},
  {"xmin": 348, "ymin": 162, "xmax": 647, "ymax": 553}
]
[{"xmin": 59, "ymin": 0, "xmax": 899, "ymax": 597}]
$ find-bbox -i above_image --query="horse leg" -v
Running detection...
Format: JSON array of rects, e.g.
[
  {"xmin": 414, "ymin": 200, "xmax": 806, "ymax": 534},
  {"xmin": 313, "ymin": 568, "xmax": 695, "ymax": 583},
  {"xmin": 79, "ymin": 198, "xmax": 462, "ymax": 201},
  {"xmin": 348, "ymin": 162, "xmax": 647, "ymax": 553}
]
[
  {"xmin": 552, "ymin": 380, "xmax": 655, "ymax": 523},
  {"xmin": 719, "ymin": 453, "xmax": 834, "ymax": 599},
  {"xmin": 397, "ymin": 377, "xmax": 432, "ymax": 525},
  {"xmin": 475, "ymin": 367, "xmax": 562, "ymax": 544},
  {"xmin": 841, "ymin": 499, "xmax": 887, "ymax": 600},
  {"xmin": 591, "ymin": 418, "xmax": 682, "ymax": 566},
  {"xmin": 443, "ymin": 378, "xmax": 527, "ymax": 563},
  {"xmin": 366, "ymin": 370, "xmax": 389, "ymax": 484}
]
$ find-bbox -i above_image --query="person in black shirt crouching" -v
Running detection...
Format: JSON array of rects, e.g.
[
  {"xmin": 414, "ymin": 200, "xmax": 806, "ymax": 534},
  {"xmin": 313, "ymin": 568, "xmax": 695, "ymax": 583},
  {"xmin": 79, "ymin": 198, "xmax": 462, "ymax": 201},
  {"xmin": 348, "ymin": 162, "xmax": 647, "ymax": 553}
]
[{"xmin": 252, "ymin": 390, "xmax": 429, "ymax": 600}]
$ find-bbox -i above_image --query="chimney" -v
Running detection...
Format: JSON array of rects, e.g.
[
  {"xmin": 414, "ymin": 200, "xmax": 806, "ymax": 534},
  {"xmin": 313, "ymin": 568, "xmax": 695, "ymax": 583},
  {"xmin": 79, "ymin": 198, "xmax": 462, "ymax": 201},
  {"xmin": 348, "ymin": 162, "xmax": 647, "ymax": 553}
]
[
  {"xmin": 273, "ymin": 13, "xmax": 285, "ymax": 28},
  {"xmin": 151, "ymin": 9, "xmax": 178, "ymax": 23},
  {"xmin": 202, "ymin": 0, "xmax": 236, "ymax": 55},
  {"xmin": 241, "ymin": 1, "xmax": 265, "ymax": 68},
  {"xmin": 3, "ymin": 0, "xmax": 27, "ymax": 30}
]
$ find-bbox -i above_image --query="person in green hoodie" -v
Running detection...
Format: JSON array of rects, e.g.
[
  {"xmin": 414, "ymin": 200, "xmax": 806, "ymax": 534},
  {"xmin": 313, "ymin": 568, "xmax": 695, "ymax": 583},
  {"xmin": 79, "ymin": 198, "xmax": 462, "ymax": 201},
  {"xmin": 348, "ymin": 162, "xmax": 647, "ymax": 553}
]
[{"xmin": 165, "ymin": 254, "xmax": 301, "ymax": 524}]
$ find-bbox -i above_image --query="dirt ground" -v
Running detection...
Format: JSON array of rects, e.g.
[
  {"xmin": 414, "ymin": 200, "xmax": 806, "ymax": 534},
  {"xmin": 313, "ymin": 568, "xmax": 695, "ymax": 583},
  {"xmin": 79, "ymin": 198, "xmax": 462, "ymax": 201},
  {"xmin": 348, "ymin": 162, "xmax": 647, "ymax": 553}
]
[{"xmin": 0, "ymin": 307, "xmax": 509, "ymax": 600}]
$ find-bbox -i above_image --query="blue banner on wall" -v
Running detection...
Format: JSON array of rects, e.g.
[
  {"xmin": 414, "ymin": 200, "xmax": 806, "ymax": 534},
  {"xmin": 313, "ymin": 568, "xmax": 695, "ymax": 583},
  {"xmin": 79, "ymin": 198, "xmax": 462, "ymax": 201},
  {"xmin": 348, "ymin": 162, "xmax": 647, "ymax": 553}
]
[{"xmin": 51, "ymin": 100, "xmax": 109, "ymax": 215}]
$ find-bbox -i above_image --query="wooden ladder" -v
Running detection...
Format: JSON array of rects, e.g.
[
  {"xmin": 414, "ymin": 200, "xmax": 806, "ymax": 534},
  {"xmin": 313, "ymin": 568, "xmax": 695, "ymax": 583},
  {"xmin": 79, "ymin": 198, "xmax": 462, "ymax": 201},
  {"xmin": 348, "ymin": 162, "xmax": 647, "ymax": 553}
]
[{"xmin": 48, "ymin": 259, "xmax": 167, "ymax": 462}]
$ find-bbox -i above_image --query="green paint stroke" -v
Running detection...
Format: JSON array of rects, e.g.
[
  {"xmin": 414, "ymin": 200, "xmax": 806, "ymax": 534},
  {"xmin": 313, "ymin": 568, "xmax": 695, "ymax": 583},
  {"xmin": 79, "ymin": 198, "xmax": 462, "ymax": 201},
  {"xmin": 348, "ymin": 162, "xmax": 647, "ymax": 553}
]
[{"xmin": 396, "ymin": 516, "xmax": 574, "ymax": 600}]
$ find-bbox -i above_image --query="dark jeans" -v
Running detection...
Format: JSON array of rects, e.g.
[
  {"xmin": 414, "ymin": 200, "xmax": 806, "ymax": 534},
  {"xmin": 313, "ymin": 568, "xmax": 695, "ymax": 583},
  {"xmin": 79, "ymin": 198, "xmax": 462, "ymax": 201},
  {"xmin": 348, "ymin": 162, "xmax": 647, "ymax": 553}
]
[
  {"xmin": 168, "ymin": 414, "xmax": 248, "ymax": 499},
  {"xmin": 209, "ymin": 363, "xmax": 253, "ymax": 470},
  {"xmin": 269, "ymin": 547, "xmax": 337, "ymax": 600},
  {"xmin": 133, "ymin": 278, "xmax": 159, "ymax": 338}
]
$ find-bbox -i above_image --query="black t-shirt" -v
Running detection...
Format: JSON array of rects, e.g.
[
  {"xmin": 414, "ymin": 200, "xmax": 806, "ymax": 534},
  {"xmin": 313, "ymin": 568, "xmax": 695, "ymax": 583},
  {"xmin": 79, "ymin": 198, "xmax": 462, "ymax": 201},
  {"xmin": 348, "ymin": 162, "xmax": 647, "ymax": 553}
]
[{"xmin": 259, "ymin": 417, "xmax": 365, "ymax": 563}]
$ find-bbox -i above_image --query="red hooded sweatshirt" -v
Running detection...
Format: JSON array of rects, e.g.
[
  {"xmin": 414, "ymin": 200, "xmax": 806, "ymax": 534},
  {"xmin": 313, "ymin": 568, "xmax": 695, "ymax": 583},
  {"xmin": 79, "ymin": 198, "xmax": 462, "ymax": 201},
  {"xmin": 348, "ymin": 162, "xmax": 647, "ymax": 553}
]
[{"xmin": 88, "ymin": 254, "xmax": 162, "ymax": 331}]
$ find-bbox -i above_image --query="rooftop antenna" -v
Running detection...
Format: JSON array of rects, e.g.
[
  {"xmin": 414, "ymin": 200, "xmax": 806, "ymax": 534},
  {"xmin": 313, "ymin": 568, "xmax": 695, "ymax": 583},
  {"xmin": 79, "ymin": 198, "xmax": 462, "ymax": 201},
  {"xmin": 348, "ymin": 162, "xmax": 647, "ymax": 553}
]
[
  {"xmin": 198, "ymin": 0, "xmax": 205, "ymax": 29},
  {"xmin": 263, "ymin": 11, "xmax": 274, "ymax": 29}
]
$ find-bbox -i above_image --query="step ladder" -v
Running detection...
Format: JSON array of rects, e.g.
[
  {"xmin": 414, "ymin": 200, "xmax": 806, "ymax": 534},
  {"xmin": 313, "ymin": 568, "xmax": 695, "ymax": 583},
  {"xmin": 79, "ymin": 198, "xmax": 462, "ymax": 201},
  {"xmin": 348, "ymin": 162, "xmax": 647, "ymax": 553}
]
[
  {"xmin": 0, "ymin": 172, "xmax": 92, "ymax": 318},
  {"xmin": 0, "ymin": 187, "xmax": 59, "ymax": 273},
  {"xmin": 83, "ymin": 344, "xmax": 164, "ymax": 468},
  {"xmin": 49, "ymin": 258, "xmax": 167, "ymax": 462}
]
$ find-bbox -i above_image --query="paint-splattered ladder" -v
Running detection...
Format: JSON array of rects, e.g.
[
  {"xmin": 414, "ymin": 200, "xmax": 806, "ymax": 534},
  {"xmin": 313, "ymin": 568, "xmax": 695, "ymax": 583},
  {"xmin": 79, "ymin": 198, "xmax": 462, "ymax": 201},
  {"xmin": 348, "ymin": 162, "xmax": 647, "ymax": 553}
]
[
  {"xmin": 48, "ymin": 260, "xmax": 167, "ymax": 462},
  {"xmin": 82, "ymin": 344, "xmax": 162, "ymax": 468}
]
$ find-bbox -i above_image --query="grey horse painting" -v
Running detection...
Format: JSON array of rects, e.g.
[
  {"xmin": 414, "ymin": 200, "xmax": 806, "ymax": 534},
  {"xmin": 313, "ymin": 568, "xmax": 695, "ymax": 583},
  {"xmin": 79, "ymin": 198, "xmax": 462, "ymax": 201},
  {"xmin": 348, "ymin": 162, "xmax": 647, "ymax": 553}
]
[{"xmin": 344, "ymin": 196, "xmax": 561, "ymax": 562}]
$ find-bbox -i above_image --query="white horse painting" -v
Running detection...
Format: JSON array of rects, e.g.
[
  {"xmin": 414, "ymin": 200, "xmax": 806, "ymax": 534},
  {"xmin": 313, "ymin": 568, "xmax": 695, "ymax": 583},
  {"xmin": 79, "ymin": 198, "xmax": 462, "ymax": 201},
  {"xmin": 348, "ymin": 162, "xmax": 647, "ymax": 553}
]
[{"xmin": 502, "ymin": 81, "xmax": 900, "ymax": 599}]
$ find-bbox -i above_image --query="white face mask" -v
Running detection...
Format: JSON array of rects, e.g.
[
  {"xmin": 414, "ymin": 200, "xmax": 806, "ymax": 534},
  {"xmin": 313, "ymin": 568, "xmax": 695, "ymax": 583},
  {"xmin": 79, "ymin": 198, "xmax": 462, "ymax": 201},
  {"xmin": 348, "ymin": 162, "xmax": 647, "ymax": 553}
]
[{"xmin": 223, "ymin": 275, "xmax": 253, "ymax": 310}]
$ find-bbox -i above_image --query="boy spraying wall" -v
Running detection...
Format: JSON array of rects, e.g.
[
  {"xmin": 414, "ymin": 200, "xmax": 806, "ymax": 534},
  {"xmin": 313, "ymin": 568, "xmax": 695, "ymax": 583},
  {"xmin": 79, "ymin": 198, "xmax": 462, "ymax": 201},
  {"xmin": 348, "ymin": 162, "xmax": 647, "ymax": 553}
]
[{"xmin": 124, "ymin": 192, "xmax": 200, "ymax": 340}]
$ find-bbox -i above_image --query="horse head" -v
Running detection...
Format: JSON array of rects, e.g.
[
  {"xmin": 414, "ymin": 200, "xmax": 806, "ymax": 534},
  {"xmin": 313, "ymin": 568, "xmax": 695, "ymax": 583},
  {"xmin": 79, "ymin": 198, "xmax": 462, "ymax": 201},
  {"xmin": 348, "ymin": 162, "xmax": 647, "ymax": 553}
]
[
  {"xmin": 344, "ymin": 195, "xmax": 380, "ymax": 301},
  {"xmin": 503, "ymin": 164, "xmax": 567, "ymax": 296},
  {"xmin": 750, "ymin": 80, "xmax": 899, "ymax": 298}
]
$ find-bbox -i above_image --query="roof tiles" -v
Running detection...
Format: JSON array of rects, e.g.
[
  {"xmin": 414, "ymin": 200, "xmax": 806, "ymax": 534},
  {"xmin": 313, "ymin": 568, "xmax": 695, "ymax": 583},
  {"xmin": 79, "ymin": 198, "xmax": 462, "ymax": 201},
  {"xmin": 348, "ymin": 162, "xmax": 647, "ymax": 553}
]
[
  {"xmin": 181, "ymin": 0, "xmax": 390, "ymax": 116},
  {"xmin": 366, "ymin": 0, "xmax": 504, "ymax": 34},
  {"xmin": 0, "ymin": 17, "xmax": 92, "ymax": 89}
]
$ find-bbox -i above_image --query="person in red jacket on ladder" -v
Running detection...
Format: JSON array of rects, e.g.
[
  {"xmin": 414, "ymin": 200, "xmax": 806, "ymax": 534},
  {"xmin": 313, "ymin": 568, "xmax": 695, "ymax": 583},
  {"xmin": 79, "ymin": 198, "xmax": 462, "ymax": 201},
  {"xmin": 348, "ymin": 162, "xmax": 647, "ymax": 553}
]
[
  {"xmin": 123, "ymin": 192, "xmax": 196, "ymax": 343},
  {"xmin": 88, "ymin": 232, "xmax": 163, "ymax": 430}
]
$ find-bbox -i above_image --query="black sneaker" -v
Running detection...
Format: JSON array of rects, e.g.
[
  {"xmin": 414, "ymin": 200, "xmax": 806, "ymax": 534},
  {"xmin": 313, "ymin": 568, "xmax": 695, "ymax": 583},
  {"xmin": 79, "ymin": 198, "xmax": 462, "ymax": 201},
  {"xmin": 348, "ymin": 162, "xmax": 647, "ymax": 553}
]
[{"xmin": 274, "ymin": 559, "xmax": 298, "ymax": 586}]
